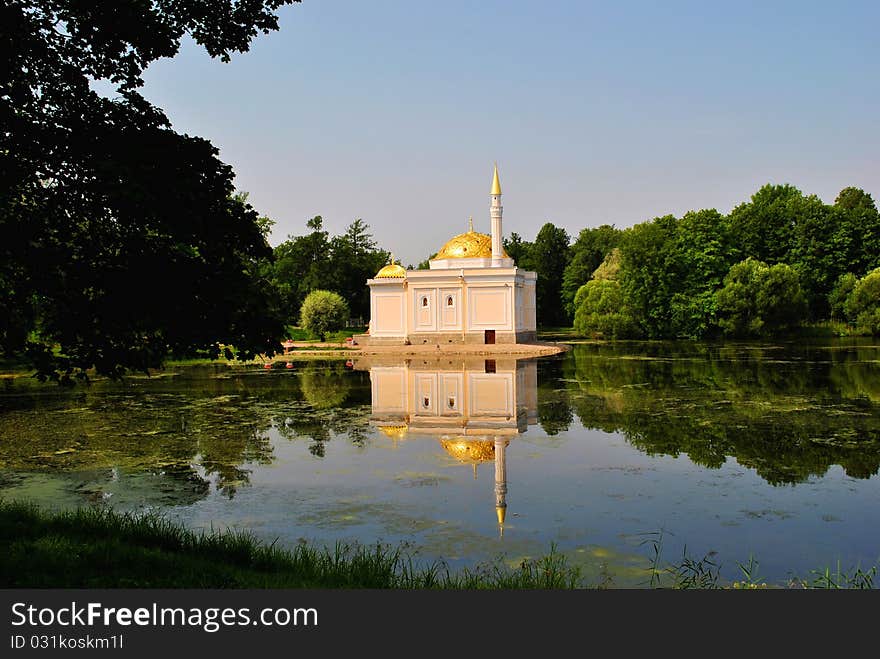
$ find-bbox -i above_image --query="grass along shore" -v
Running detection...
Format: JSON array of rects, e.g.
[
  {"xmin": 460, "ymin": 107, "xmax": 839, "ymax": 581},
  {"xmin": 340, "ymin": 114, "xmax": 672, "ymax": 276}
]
[
  {"xmin": 0, "ymin": 501, "xmax": 579, "ymax": 588},
  {"xmin": 0, "ymin": 501, "xmax": 876, "ymax": 589}
]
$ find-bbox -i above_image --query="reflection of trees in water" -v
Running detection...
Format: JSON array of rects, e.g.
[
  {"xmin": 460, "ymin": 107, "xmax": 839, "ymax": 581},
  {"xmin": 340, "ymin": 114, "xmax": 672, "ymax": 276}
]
[
  {"xmin": 273, "ymin": 406, "xmax": 372, "ymax": 457},
  {"xmin": 273, "ymin": 364, "xmax": 371, "ymax": 457},
  {"xmin": 534, "ymin": 343, "xmax": 880, "ymax": 485},
  {"xmin": 299, "ymin": 370, "xmax": 351, "ymax": 409},
  {"xmin": 537, "ymin": 356, "xmax": 573, "ymax": 435},
  {"xmin": 197, "ymin": 424, "xmax": 274, "ymax": 499},
  {"xmin": 828, "ymin": 357, "xmax": 880, "ymax": 403},
  {"xmin": 0, "ymin": 364, "xmax": 373, "ymax": 500}
]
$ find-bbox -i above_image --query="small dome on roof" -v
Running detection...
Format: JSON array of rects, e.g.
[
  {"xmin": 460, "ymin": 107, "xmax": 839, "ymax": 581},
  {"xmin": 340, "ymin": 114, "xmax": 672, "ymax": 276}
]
[{"xmin": 374, "ymin": 263, "xmax": 406, "ymax": 279}]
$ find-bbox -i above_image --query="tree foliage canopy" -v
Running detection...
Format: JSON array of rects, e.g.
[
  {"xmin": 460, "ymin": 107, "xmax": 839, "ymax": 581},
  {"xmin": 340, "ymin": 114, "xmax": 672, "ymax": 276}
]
[
  {"xmin": 530, "ymin": 223, "xmax": 571, "ymax": 327},
  {"xmin": 843, "ymin": 268, "xmax": 880, "ymax": 335},
  {"xmin": 299, "ymin": 290, "xmax": 350, "ymax": 342},
  {"xmin": 556, "ymin": 184, "xmax": 879, "ymax": 339},
  {"xmin": 714, "ymin": 259, "xmax": 807, "ymax": 338},
  {"xmin": 561, "ymin": 224, "xmax": 620, "ymax": 318},
  {"xmin": 268, "ymin": 216, "xmax": 389, "ymax": 322},
  {"xmin": 2, "ymin": 0, "xmax": 298, "ymax": 379}
]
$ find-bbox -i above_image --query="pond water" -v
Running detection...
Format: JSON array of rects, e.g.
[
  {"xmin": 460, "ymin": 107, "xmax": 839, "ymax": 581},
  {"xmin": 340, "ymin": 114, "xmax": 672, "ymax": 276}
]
[{"xmin": 2, "ymin": 341, "xmax": 880, "ymax": 586}]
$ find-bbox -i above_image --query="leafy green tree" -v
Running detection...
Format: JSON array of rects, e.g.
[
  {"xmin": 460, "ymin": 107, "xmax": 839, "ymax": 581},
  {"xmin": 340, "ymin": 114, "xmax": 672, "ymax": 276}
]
[
  {"xmin": 572, "ymin": 250, "xmax": 637, "ymax": 338},
  {"xmin": 272, "ymin": 217, "xmax": 388, "ymax": 323},
  {"xmin": 714, "ymin": 259, "xmax": 807, "ymax": 337},
  {"xmin": 234, "ymin": 191, "xmax": 274, "ymax": 239},
  {"xmin": 727, "ymin": 184, "xmax": 804, "ymax": 265},
  {"xmin": 1, "ymin": 0, "xmax": 297, "ymax": 379},
  {"xmin": 844, "ymin": 268, "xmax": 880, "ymax": 335},
  {"xmin": 833, "ymin": 188, "xmax": 880, "ymax": 276},
  {"xmin": 667, "ymin": 209, "xmax": 739, "ymax": 338},
  {"xmin": 503, "ymin": 232, "xmax": 534, "ymax": 270},
  {"xmin": 530, "ymin": 223, "xmax": 571, "ymax": 327},
  {"xmin": 829, "ymin": 273, "xmax": 859, "ymax": 321},
  {"xmin": 727, "ymin": 185, "xmax": 879, "ymax": 320},
  {"xmin": 614, "ymin": 209, "xmax": 737, "ymax": 339},
  {"xmin": 299, "ymin": 290, "xmax": 349, "ymax": 341},
  {"xmin": 618, "ymin": 215, "xmax": 679, "ymax": 338},
  {"xmin": 271, "ymin": 216, "xmax": 331, "ymax": 321},
  {"xmin": 573, "ymin": 280, "xmax": 637, "ymax": 338},
  {"xmin": 416, "ymin": 253, "xmax": 437, "ymax": 270},
  {"xmin": 592, "ymin": 248, "xmax": 622, "ymax": 281},
  {"xmin": 561, "ymin": 225, "xmax": 621, "ymax": 318},
  {"xmin": 788, "ymin": 196, "xmax": 843, "ymax": 319},
  {"xmin": 327, "ymin": 218, "xmax": 389, "ymax": 319}
]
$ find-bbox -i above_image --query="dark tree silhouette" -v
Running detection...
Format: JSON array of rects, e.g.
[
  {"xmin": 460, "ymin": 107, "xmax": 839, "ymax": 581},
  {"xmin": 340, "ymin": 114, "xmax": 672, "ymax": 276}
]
[{"xmin": 1, "ymin": 1, "xmax": 299, "ymax": 380}]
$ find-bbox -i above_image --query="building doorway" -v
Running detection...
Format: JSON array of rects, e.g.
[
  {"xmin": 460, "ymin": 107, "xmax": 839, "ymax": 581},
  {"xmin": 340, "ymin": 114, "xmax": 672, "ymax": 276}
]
[{"xmin": 484, "ymin": 330, "xmax": 495, "ymax": 344}]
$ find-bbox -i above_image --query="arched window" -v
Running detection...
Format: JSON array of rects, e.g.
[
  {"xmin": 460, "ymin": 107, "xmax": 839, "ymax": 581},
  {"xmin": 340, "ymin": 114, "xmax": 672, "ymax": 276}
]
[
  {"xmin": 446, "ymin": 295, "xmax": 454, "ymax": 307},
  {"xmin": 421, "ymin": 296, "xmax": 429, "ymax": 308}
]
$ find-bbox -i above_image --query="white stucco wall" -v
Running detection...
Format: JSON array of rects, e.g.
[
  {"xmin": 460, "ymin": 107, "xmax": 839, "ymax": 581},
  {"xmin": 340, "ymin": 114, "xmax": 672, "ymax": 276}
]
[{"xmin": 368, "ymin": 267, "xmax": 537, "ymax": 339}]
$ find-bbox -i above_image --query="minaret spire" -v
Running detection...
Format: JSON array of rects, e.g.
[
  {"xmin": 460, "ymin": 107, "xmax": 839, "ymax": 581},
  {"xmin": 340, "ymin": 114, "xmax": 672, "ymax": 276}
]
[{"xmin": 490, "ymin": 163, "xmax": 503, "ymax": 262}]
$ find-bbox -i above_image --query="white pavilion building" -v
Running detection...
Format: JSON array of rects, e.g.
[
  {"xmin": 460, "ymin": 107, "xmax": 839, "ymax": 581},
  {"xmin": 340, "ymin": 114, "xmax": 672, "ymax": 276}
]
[{"xmin": 365, "ymin": 165, "xmax": 537, "ymax": 345}]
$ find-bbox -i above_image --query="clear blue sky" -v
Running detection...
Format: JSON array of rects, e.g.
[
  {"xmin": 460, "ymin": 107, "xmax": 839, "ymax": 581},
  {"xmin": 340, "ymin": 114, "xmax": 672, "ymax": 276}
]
[{"xmin": 141, "ymin": 0, "xmax": 880, "ymax": 265}]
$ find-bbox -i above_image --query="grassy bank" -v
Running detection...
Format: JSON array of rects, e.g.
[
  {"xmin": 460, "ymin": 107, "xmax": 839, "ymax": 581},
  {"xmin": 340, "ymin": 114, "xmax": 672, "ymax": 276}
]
[
  {"xmin": 285, "ymin": 326, "xmax": 365, "ymax": 342},
  {"xmin": 1, "ymin": 502, "xmax": 877, "ymax": 588},
  {"xmin": 0, "ymin": 502, "xmax": 580, "ymax": 588}
]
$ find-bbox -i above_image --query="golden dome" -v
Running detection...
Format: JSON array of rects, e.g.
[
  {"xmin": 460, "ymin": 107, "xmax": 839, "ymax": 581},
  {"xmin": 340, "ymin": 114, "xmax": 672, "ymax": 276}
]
[
  {"xmin": 377, "ymin": 425, "xmax": 408, "ymax": 440},
  {"xmin": 374, "ymin": 263, "xmax": 406, "ymax": 279},
  {"xmin": 440, "ymin": 439, "xmax": 496, "ymax": 464},
  {"xmin": 434, "ymin": 228, "xmax": 509, "ymax": 260}
]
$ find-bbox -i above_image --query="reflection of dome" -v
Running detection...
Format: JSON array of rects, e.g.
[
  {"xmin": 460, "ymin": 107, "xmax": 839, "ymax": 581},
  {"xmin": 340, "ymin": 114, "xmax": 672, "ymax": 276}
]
[
  {"xmin": 440, "ymin": 439, "xmax": 496, "ymax": 463},
  {"xmin": 435, "ymin": 229, "xmax": 509, "ymax": 260},
  {"xmin": 377, "ymin": 425, "xmax": 408, "ymax": 440},
  {"xmin": 374, "ymin": 263, "xmax": 406, "ymax": 278}
]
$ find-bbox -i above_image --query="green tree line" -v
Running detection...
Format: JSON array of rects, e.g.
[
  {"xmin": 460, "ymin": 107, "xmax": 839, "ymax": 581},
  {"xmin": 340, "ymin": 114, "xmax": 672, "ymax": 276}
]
[
  {"xmin": 488, "ymin": 184, "xmax": 880, "ymax": 337},
  {"xmin": 266, "ymin": 216, "xmax": 390, "ymax": 325}
]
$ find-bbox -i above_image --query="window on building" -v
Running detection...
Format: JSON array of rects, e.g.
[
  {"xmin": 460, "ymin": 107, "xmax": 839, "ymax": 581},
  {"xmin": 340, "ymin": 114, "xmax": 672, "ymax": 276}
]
[
  {"xmin": 446, "ymin": 295, "xmax": 454, "ymax": 307},
  {"xmin": 421, "ymin": 296, "xmax": 429, "ymax": 308}
]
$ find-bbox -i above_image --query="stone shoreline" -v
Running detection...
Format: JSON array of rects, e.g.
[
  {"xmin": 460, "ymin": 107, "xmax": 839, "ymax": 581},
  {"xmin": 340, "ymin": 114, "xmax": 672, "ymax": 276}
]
[{"xmin": 276, "ymin": 341, "xmax": 568, "ymax": 359}]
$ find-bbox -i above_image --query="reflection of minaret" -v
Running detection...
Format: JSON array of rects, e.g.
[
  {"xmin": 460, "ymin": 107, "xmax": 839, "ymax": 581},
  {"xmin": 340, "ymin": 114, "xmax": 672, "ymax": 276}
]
[
  {"xmin": 494, "ymin": 438, "xmax": 508, "ymax": 536},
  {"xmin": 362, "ymin": 357, "xmax": 531, "ymax": 537}
]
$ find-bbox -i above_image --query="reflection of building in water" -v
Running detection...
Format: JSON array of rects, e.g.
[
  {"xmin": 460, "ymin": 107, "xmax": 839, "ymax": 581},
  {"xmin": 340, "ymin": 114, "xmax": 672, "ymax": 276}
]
[
  {"xmin": 364, "ymin": 357, "xmax": 537, "ymax": 434},
  {"xmin": 358, "ymin": 357, "xmax": 537, "ymax": 534}
]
